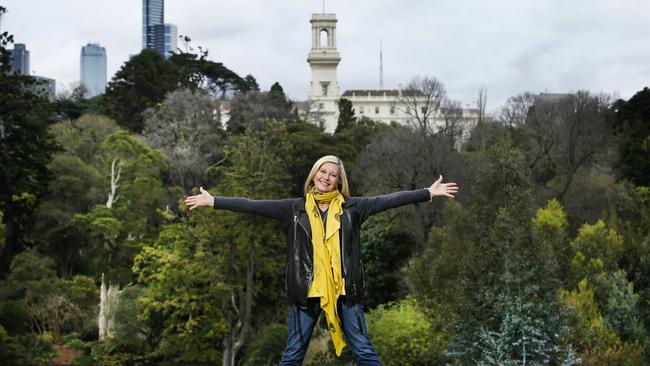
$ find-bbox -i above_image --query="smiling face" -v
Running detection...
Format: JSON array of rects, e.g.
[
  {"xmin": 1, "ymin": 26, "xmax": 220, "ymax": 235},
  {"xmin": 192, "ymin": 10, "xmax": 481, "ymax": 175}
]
[{"xmin": 312, "ymin": 162, "xmax": 340, "ymax": 193}]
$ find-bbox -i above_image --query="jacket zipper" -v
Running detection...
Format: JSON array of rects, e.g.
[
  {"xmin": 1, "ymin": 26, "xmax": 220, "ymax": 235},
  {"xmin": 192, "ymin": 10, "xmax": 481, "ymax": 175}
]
[
  {"xmin": 344, "ymin": 210, "xmax": 359, "ymax": 302},
  {"xmin": 297, "ymin": 216, "xmax": 311, "ymax": 241},
  {"xmin": 287, "ymin": 216, "xmax": 298, "ymax": 293},
  {"xmin": 296, "ymin": 214, "xmax": 314, "ymax": 286},
  {"xmin": 343, "ymin": 211, "xmax": 364, "ymax": 335}
]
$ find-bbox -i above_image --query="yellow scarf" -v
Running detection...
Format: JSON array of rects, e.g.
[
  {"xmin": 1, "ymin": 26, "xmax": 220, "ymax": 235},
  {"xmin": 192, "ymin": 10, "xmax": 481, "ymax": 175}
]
[{"xmin": 305, "ymin": 189, "xmax": 347, "ymax": 356}]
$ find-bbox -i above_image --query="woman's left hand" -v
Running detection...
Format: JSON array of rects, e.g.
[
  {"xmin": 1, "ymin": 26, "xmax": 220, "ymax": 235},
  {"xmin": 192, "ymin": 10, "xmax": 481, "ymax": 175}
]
[{"xmin": 428, "ymin": 175, "xmax": 459, "ymax": 198}]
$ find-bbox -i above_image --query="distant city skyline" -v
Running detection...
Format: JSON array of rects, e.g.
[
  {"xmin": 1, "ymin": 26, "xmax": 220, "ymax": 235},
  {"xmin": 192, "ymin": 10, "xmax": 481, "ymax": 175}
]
[
  {"xmin": 142, "ymin": 0, "xmax": 164, "ymax": 53},
  {"xmin": 2, "ymin": 0, "xmax": 649, "ymax": 111},
  {"xmin": 80, "ymin": 43, "xmax": 107, "ymax": 98},
  {"xmin": 9, "ymin": 43, "xmax": 29, "ymax": 75}
]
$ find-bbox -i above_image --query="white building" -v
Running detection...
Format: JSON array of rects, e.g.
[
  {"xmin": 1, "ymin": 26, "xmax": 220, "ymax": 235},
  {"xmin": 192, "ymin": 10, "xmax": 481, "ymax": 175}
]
[
  {"xmin": 80, "ymin": 43, "xmax": 107, "ymax": 98},
  {"xmin": 306, "ymin": 12, "xmax": 484, "ymax": 137}
]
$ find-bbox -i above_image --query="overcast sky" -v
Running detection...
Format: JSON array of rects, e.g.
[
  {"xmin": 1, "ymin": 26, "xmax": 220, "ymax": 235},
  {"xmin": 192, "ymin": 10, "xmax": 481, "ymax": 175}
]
[{"xmin": 3, "ymin": 0, "xmax": 649, "ymax": 112}]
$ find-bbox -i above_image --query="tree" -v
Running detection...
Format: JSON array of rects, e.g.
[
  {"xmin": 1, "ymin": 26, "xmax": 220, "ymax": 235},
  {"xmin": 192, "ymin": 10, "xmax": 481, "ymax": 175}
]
[
  {"xmin": 0, "ymin": 325, "xmax": 25, "ymax": 366},
  {"xmin": 0, "ymin": 249, "xmax": 84, "ymax": 342},
  {"xmin": 226, "ymin": 87, "xmax": 295, "ymax": 135},
  {"xmin": 134, "ymin": 120, "xmax": 291, "ymax": 366},
  {"xmin": 498, "ymin": 91, "xmax": 535, "ymax": 143},
  {"xmin": 28, "ymin": 116, "xmax": 119, "ymax": 276},
  {"xmin": 531, "ymin": 199, "xmax": 571, "ymax": 284},
  {"xmin": 439, "ymin": 99, "xmax": 466, "ymax": 151},
  {"xmin": 525, "ymin": 91, "xmax": 614, "ymax": 199},
  {"xmin": 560, "ymin": 279, "xmax": 644, "ymax": 365},
  {"xmin": 239, "ymin": 74, "xmax": 260, "ymax": 94},
  {"xmin": 335, "ymin": 98, "xmax": 356, "ymax": 133},
  {"xmin": 354, "ymin": 124, "xmax": 471, "ymax": 243},
  {"xmin": 241, "ymin": 323, "xmax": 287, "ymax": 366},
  {"xmin": 0, "ymin": 7, "xmax": 58, "ymax": 275},
  {"xmin": 405, "ymin": 142, "xmax": 573, "ymax": 364},
  {"xmin": 132, "ymin": 223, "xmax": 228, "ymax": 365},
  {"xmin": 211, "ymin": 120, "xmax": 291, "ymax": 366},
  {"xmin": 473, "ymin": 86, "xmax": 488, "ymax": 152},
  {"xmin": 143, "ymin": 88, "xmax": 226, "ymax": 190},
  {"xmin": 102, "ymin": 49, "xmax": 181, "ymax": 132},
  {"xmin": 168, "ymin": 45, "xmax": 244, "ymax": 97},
  {"xmin": 360, "ymin": 213, "xmax": 415, "ymax": 309},
  {"xmin": 613, "ymin": 87, "xmax": 650, "ymax": 186},
  {"xmin": 397, "ymin": 75, "xmax": 448, "ymax": 137},
  {"xmin": 74, "ymin": 129, "xmax": 168, "ymax": 283}
]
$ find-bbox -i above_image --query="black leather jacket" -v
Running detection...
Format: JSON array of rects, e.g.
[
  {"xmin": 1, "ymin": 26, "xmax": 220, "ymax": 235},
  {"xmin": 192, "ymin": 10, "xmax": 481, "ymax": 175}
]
[{"xmin": 213, "ymin": 189, "xmax": 431, "ymax": 306}]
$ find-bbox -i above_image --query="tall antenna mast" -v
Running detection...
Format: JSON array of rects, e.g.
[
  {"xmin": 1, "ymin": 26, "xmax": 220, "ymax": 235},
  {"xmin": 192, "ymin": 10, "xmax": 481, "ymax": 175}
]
[{"xmin": 379, "ymin": 39, "xmax": 384, "ymax": 89}]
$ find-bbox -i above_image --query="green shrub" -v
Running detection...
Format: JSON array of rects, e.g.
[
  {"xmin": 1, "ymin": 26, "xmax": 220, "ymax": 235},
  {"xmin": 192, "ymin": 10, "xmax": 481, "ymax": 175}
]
[{"xmin": 366, "ymin": 298, "xmax": 451, "ymax": 366}]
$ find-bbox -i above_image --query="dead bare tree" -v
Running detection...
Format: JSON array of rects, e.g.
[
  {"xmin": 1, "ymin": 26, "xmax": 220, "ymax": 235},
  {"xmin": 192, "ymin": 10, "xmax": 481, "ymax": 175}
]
[
  {"xmin": 105, "ymin": 158, "xmax": 121, "ymax": 208},
  {"xmin": 440, "ymin": 99, "xmax": 465, "ymax": 150},
  {"xmin": 498, "ymin": 92, "xmax": 536, "ymax": 142},
  {"xmin": 524, "ymin": 91, "xmax": 614, "ymax": 200},
  {"xmin": 398, "ymin": 75, "xmax": 448, "ymax": 137}
]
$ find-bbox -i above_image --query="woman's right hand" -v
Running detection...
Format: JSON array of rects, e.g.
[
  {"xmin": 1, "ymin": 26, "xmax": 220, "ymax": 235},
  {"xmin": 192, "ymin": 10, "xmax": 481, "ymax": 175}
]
[{"xmin": 184, "ymin": 187, "xmax": 214, "ymax": 210}]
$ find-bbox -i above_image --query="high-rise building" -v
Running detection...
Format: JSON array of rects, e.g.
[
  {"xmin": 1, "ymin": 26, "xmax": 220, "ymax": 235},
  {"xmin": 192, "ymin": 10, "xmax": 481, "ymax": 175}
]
[
  {"xmin": 9, "ymin": 43, "xmax": 30, "ymax": 75},
  {"xmin": 142, "ymin": 0, "xmax": 165, "ymax": 55},
  {"xmin": 80, "ymin": 43, "xmax": 107, "ymax": 98},
  {"xmin": 163, "ymin": 23, "xmax": 178, "ymax": 58}
]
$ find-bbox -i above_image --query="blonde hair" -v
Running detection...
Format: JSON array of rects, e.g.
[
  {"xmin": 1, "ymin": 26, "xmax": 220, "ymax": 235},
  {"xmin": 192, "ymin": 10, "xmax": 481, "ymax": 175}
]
[{"xmin": 303, "ymin": 155, "xmax": 350, "ymax": 197}]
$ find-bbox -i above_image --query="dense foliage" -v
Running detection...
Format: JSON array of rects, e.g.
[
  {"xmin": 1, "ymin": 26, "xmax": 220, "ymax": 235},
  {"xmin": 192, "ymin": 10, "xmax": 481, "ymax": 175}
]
[{"xmin": 1, "ymin": 6, "xmax": 649, "ymax": 365}]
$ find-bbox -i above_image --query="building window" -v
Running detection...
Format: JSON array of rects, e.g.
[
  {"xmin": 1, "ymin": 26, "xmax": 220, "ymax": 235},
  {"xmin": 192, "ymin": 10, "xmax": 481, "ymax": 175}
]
[
  {"xmin": 375, "ymin": 106, "xmax": 379, "ymax": 114},
  {"xmin": 390, "ymin": 106, "xmax": 395, "ymax": 114},
  {"xmin": 320, "ymin": 29, "xmax": 329, "ymax": 48},
  {"xmin": 421, "ymin": 107, "xmax": 427, "ymax": 114},
  {"xmin": 359, "ymin": 106, "xmax": 364, "ymax": 114},
  {"xmin": 319, "ymin": 103, "xmax": 324, "ymax": 109},
  {"xmin": 321, "ymin": 82, "xmax": 329, "ymax": 96}
]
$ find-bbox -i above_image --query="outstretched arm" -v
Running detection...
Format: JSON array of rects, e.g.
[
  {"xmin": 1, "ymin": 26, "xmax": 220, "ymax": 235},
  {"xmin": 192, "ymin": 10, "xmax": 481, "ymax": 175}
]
[
  {"xmin": 184, "ymin": 187, "xmax": 293, "ymax": 222},
  {"xmin": 356, "ymin": 175, "xmax": 459, "ymax": 222}
]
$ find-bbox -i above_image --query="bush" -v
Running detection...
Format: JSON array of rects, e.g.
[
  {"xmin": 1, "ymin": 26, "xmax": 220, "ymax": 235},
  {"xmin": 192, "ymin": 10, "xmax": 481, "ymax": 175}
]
[
  {"xmin": 242, "ymin": 322, "xmax": 288, "ymax": 366},
  {"xmin": 365, "ymin": 298, "xmax": 451, "ymax": 366},
  {"xmin": 15, "ymin": 332, "xmax": 56, "ymax": 366}
]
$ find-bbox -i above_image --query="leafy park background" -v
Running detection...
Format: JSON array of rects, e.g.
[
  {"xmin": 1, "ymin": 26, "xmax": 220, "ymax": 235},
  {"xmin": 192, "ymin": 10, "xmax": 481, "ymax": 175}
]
[{"xmin": 1, "ymin": 6, "xmax": 650, "ymax": 365}]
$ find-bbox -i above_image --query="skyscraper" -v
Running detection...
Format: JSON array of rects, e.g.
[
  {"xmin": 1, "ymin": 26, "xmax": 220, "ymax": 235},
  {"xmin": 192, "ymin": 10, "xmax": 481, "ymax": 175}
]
[
  {"xmin": 163, "ymin": 23, "xmax": 178, "ymax": 58},
  {"xmin": 80, "ymin": 43, "xmax": 107, "ymax": 98},
  {"xmin": 9, "ymin": 43, "xmax": 30, "ymax": 75},
  {"xmin": 142, "ymin": 0, "xmax": 165, "ymax": 55}
]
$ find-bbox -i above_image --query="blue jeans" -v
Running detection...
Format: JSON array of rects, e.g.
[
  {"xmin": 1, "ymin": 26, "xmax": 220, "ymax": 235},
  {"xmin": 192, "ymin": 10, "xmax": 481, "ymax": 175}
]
[{"xmin": 279, "ymin": 298, "xmax": 382, "ymax": 365}]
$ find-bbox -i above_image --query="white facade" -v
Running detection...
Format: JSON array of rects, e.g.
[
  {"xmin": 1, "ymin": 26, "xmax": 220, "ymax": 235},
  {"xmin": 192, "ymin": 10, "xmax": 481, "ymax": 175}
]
[
  {"xmin": 307, "ymin": 13, "xmax": 341, "ymax": 132},
  {"xmin": 304, "ymin": 12, "xmax": 484, "ymax": 139},
  {"xmin": 80, "ymin": 43, "xmax": 107, "ymax": 98},
  {"xmin": 343, "ymin": 89, "xmax": 480, "ymax": 144}
]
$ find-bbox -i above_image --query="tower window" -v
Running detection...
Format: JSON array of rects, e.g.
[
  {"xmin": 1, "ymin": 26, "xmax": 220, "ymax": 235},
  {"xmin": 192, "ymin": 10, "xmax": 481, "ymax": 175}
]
[
  {"xmin": 321, "ymin": 82, "xmax": 329, "ymax": 96},
  {"xmin": 390, "ymin": 106, "xmax": 395, "ymax": 114},
  {"xmin": 320, "ymin": 29, "xmax": 329, "ymax": 48},
  {"xmin": 319, "ymin": 103, "xmax": 324, "ymax": 109},
  {"xmin": 359, "ymin": 106, "xmax": 364, "ymax": 114},
  {"xmin": 375, "ymin": 106, "xmax": 379, "ymax": 114}
]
